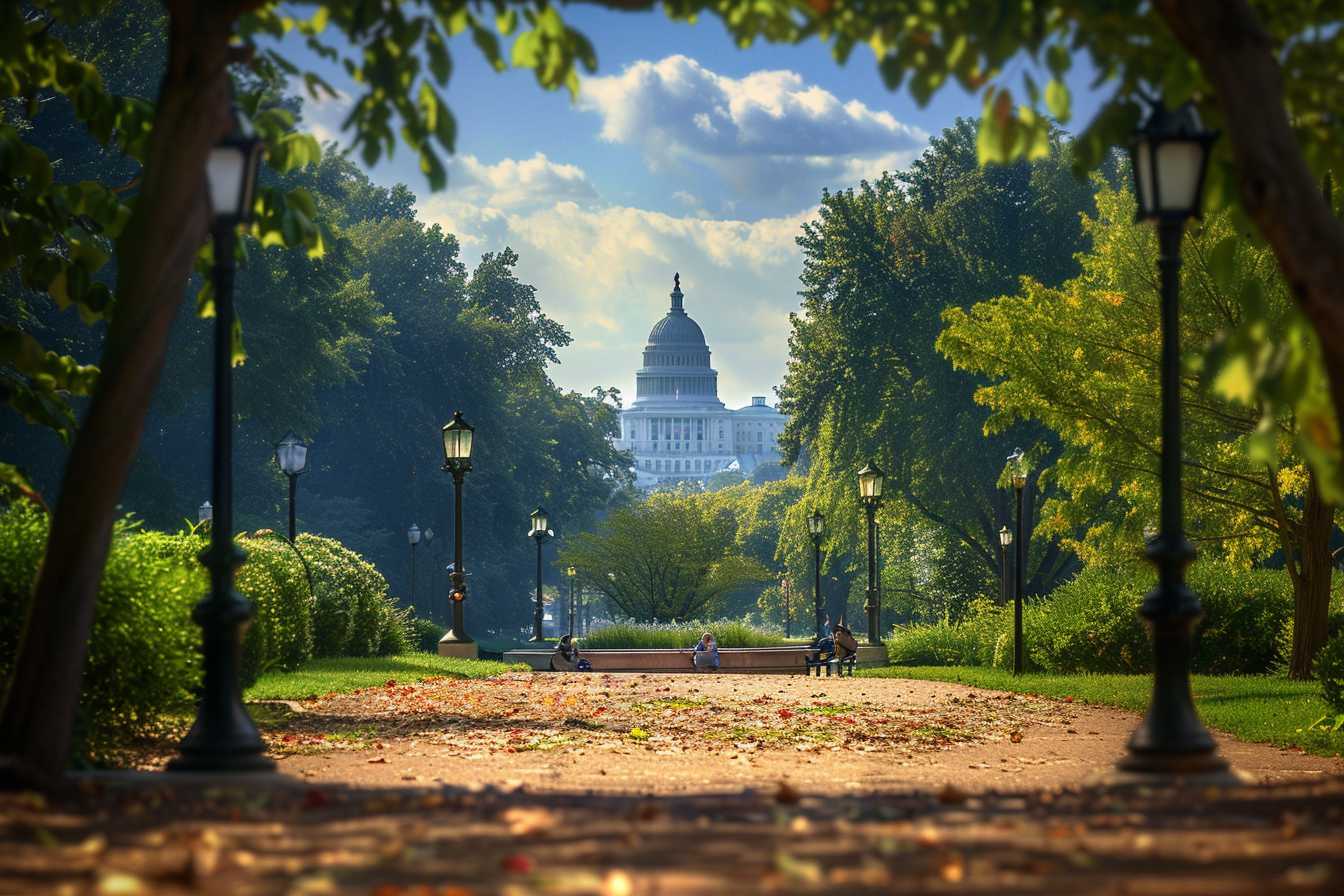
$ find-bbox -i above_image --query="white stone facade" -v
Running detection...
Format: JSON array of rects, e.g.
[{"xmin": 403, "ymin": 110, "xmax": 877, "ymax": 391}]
[{"xmin": 613, "ymin": 276, "xmax": 788, "ymax": 488}]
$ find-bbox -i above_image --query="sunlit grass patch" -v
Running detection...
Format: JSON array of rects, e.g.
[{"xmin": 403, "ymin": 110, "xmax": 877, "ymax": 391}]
[{"xmin": 246, "ymin": 654, "xmax": 526, "ymax": 701}]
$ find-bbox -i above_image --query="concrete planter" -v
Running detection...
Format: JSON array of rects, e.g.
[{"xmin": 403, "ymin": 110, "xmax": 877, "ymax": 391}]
[{"xmin": 503, "ymin": 644, "xmax": 888, "ymax": 674}]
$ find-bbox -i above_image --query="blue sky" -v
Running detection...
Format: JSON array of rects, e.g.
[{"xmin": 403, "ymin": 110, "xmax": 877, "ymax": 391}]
[{"xmin": 284, "ymin": 8, "xmax": 1107, "ymax": 409}]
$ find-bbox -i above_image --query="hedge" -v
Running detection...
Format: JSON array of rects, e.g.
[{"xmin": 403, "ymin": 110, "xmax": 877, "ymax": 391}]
[
  {"xmin": 582, "ymin": 619, "xmax": 797, "ymax": 649},
  {"xmin": 0, "ymin": 503, "xmax": 409, "ymax": 761},
  {"xmin": 887, "ymin": 562, "xmax": 1295, "ymax": 676}
]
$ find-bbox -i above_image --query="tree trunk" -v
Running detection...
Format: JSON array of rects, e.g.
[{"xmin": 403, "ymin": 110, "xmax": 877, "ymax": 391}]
[
  {"xmin": 0, "ymin": 3, "xmax": 236, "ymax": 785},
  {"xmin": 1155, "ymin": 0, "xmax": 1344, "ymax": 436},
  {"xmin": 1289, "ymin": 475, "xmax": 1335, "ymax": 679}
]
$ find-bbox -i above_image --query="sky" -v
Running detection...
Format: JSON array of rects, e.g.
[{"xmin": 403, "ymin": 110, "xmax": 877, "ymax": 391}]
[{"xmin": 283, "ymin": 8, "xmax": 1108, "ymax": 410}]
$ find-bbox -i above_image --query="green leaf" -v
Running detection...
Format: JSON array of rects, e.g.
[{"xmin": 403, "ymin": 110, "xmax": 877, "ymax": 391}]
[{"xmin": 1045, "ymin": 79, "xmax": 1070, "ymax": 122}]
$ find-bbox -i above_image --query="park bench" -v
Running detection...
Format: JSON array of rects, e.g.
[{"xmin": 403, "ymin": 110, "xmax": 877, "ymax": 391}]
[{"xmin": 803, "ymin": 653, "xmax": 857, "ymax": 676}]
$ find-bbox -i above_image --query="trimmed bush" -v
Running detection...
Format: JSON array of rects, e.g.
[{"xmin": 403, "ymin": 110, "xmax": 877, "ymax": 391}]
[
  {"xmin": 1319, "ymin": 634, "xmax": 1344, "ymax": 714},
  {"xmin": 410, "ymin": 617, "xmax": 443, "ymax": 654},
  {"xmin": 295, "ymin": 533, "xmax": 408, "ymax": 658},
  {"xmin": 886, "ymin": 562, "xmax": 1293, "ymax": 676},
  {"xmin": 582, "ymin": 619, "xmax": 796, "ymax": 649},
  {"xmin": 0, "ymin": 505, "xmax": 202, "ymax": 760},
  {"xmin": 0, "ymin": 503, "xmax": 409, "ymax": 761}
]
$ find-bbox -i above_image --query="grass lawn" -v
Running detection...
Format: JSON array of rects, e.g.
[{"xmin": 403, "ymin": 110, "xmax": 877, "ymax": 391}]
[
  {"xmin": 246, "ymin": 653, "xmax": 527, "ymax": 701},
  {"xmin": 859, "ymin": 666, "xmax": 1344, "ymax": 758}
]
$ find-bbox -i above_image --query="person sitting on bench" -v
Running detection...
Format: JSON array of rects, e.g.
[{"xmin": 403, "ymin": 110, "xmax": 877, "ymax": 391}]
[
  {"xmin": 550, "ymin": 635, "xmax": 581, "ymax": 672},
  {"xmin": 691, "ymin": 631, "xmax": 720, "ymax": 672},
  {"xmin": 832, "ymin": 623, "xmax": 859, "ymax": 662}
]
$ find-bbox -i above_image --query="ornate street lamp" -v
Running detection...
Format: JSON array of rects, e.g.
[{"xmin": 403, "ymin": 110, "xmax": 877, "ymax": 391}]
[
  {"xmin": 1007, "ymin": 448, "xmax": 1028, "ymax": 675},
  {"xmin": 529, "ymin": 507, "xmax": 553, "ymax": 641},
  {"xmin": 1120, "ymin": 101, "xmax": 1227, "ymax": 778},
  {"xmin": 566, "ymin": 565, "xmax": 577, "ymax": 639},
  {"xmin": 807, "ymin": 509, "xmax": 824, "ymax": 639},
  {"xmin": 857, "ymin": 462, "xmax": 885, "ymax": 645},
  {"xmin": 170, "ymin": 103, "xmax": 271, "ymax": 773},
  {"xmin": 440, "ymin": 410, "xmax": 475, "ymax": 648},
  {"xmin": 422, "ymin": 527, "xmax": 435, "ymax": 619},
  {"xmin": 998, "ymin": 525, "xmax": 1012, "ymax": 606},
  {"xmin": 407, "ymin": 523, "xmax": 421, "ymax": 609},
  {"xmin": 274, "ymin": 431, "xmax": 308, "ymax": 542}
]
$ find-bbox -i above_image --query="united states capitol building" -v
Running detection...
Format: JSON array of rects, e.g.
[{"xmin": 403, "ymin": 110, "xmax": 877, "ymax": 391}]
[{"xmin": 613, "ymin": 274, "xmax": 788, "ymax": 489}]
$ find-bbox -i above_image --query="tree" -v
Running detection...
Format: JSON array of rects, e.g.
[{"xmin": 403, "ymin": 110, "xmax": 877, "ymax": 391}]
[
  {"xmin": 777, "ymin": 122, "xmax": 1089, "ymax": 603},
  {"xmin": 559, "ymin": 491, "xmax": 769, "ymax": 621},
  {"xmin": 938, "ymin": 180, "xmax": 1339, "ymax": 677}
]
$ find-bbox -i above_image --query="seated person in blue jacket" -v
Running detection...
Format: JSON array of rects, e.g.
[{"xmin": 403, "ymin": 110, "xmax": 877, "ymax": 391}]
[
  {"xmin": 551, "ymin": 634, "xmax": 584, "ymax": 671},
  {"xmin": 691, "ymin": 631, "xmax": 720, "ymax": 671}
]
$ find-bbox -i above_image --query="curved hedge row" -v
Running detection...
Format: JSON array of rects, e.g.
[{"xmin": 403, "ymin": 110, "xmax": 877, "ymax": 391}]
[
  {"xmin": 0, "ymin": 503, "xmax": 409, "ymax": 760},
  {"xmin": 888, "ymin": 562, "xmax": 1297, "ymax": 675}
]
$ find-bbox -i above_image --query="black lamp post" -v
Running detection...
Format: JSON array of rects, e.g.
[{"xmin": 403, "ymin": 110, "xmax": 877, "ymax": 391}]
[
  {"xmin": 422, "ymin": 527, "xmax": 435, "ymax": 619},
  {"xmin": 170, "ymin": 104, "xmax": 271, "ymax": 773},
  {"xmin": 1007, "ymin": 448, "xmax": 1027, "ymax": 675},
  {"xmin": 858, "ymin": 461, "xmax": 885, "ymax": 645},
  {"xmin": 566, "ymin": 566, "xmax": 577, "ymax": 639},
  {"xmin": 407, "ymin": 524, "xmax": 421, "ymax": 608},
  {"xmin": 529, "ymin": 507, "xmax": 553, "ymax": 641},
  {"xmin": 807, "ymin": 509, "xmax": 824, "ymax": 639},
  {"xmin": 1119, "ymin": 101, "xmax": 1227, "ymax": 777},
  {"xmin": 780, "ymin": 577, "xmax": 792, "ymax": 637},
  {"xmin": 440, "ymin": 410, "xmax": 474, "ymax": 647},
  {"xmin": 998, "ymin": 525, "xmax": 1012, "ymax": 606},
  {"xmin": 274, "ymin": 432, "xmax": 308, "ymax": 542}
]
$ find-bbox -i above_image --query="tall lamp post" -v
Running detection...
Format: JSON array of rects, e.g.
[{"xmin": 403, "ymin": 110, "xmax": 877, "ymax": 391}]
[
  {"xmin": 566, "ymin": 566, "xmax": 577, "ymax": 639},
  {"xmin": 780, "ymin": 577, "xmax": 792, "ymax": 637},
  {"xmin": 807, "ymin": 510, "xmax": 825, "ymax": 639},
  {"xmin": 170, "ymin": 104, "xmax": 271, "ymax": 772},
  {"xmin": 1120, "ymin": 102, "xmax": 1226, "ymax": 777},
  {"xmin": 274, "ymin": 432, "xmax": 308, "ymax": 542},
  {"xmin": 1007, "ymin": 448, "xmax": 1027, "ymax": 675},
  {"xmin": 998, "ymin": 525, "xmax": 1012, "ymax": 606},
  {"xmin": 529, "ymin": 508, "xmax": 553, "ymax": 641},
  {"xmin": 440, "ymin": 410, "xmax": 475, "ymax": 649},
  {"xmin": 422, "ymin": 528, "xmax": 435, "ymax": 619},
  {"xmin": 857, "ymin": 462, "xmax": 885, "ymax": 645}
]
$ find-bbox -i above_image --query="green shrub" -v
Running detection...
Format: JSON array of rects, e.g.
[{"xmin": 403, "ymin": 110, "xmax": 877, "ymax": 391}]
[
  {"xmin": 582, "ymin": 619, "xmax": 794, "ymax": 649},
  {"xmin": 296, "ymin": 533, "xmax": 406, "ymax": 658},
  {"xmin": 410, "ymin": 617, "xmax": 443, "ymax": 653},
  {"xmin": 0, "ymin": 505, "xmax": 202, "ymax": 760},
  {"xmin": 235, "ymin": 534, "xmax": 315, "ymax": 685},
  {"xmin": 0, "ymin": 504, "xmax": 410, "ymax": 761},
  {"xmin": 886, "ymin": 562, "xmax": 1292, "ymax": 675},
  {"xmin": 1319, "ymin": 633, "xmax": 1344, "ymax": 713}
]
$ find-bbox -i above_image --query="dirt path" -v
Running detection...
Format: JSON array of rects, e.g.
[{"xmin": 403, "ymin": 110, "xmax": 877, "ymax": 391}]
[
  {"xmin": 248, "ymin": 673, "xmax": 1338, "ymax": 793},
  {"xmin": 6, "ymin": 672, "xmax": 1344, "ymax": 894}
]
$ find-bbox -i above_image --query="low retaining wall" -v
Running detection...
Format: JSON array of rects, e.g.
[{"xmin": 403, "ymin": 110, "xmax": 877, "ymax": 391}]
[{"xmin": 503, "ymin": 644, "xmax": 888, "ymax": 674}]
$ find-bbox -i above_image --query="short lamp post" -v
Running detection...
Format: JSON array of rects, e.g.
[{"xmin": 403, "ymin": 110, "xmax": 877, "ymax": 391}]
[
  {"xmin": 1007, "ymin": 448, "xmax": 1027, "ymax": 675},
  {"xmin": 566, "ymin": 566, "xmax": 577, "ymax": 639},
  {"xmin": 998, "ymin": 525, "xmax": 1012, "ymax": 606},
  {"xmin": 441, "ymin": 410, "xmax": 474, "ymax": 646},
  {"xmin": 1119, "ymin": 101, "xmax": 1227, "ymax": 777},
  {"xmin": 422, "ymin": 528, "xmax": 435, "ymax": 619},
  {"xmin": 274, "ymin": 432, "xmax": 308, "ymax": 542},
  {"xmin": 807, "ymin": 509, "xmax": 824, "ymax": 639},
  {"xmin": 198, "ymin": 500, "xmax": 213, "ymax": 530},
  {"xmin": 170, "ymin": 103, "xmax": 271, "ymax": 773},
  {"xmin": 858, "ymin": 462, "xmax": 885, "ymax": 645},
  {"xmin": 407, "ymin": 524, "xmax": 421, "ymax": 608},
  {"xmin": 529, "ymin": 508, "xmax": 553, "ymax": 641}
]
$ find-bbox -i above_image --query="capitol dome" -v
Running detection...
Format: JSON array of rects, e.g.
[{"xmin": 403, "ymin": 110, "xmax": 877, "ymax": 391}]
[{"xmin": 633, "ymin": 274, "xmax": 720, "ymax": 406}]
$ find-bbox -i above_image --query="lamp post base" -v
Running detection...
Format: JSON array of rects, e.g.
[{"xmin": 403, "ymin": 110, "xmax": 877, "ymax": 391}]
[
  {"xmin": 436, "ymin": 633, "xmax": 478, "ymax": 659},
  {"xmin": 168, "ymin": 706, "xmax": 275, "ymax": 773}
]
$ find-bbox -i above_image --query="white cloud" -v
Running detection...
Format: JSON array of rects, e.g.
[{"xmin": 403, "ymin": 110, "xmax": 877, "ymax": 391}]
[
  {"xmin": 453, "ymin": 153, "xmax": 599, "ymax": 210},
  {"xmin": 416, "ymin": 179, "xmax": 810, "ymax": 407},
  {"xmin": 581, "ymin": 55, "xmax": 928, "ymax": 211}
]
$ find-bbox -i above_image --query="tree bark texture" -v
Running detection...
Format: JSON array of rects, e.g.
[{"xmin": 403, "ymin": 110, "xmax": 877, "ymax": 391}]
[
  {"xmin": 1155, "ymin": 0, "xmax": 1344, "ymax": 438},
  {"xmin": 0, "ymin": 2, "xmax": 238, "ymax": 784},
  {"xmin": 1290, "ymin": 475, "xmax": 1335, "ymax": 680}
]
